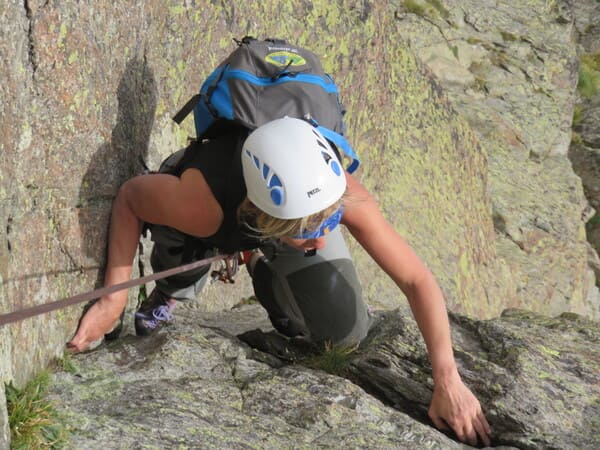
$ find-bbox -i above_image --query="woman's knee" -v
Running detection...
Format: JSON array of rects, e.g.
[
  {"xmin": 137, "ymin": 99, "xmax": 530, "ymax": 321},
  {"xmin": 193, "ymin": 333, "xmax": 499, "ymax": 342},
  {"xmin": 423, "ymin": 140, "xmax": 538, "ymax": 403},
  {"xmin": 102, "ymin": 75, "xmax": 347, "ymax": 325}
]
[
  {"xmin": 288, "ymin": 258, "xmax": 369, "ymax": 344},
  {"xmin": 254, "ymin": 255, "xmax": 369, "ymax": 345}
]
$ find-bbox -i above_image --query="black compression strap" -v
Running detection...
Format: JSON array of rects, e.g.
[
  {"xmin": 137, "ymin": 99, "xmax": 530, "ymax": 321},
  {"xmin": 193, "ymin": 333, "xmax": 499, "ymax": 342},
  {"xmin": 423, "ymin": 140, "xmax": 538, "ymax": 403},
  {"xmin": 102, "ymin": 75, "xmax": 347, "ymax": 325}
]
[{"xmin": 172, "ymin": 94, "xmax": 201, "ymax": 124}]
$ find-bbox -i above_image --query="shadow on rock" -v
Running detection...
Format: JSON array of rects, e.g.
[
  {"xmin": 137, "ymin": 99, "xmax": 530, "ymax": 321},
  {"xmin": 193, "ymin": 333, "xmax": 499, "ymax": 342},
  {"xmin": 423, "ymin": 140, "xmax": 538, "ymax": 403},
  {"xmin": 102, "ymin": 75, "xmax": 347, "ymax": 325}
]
[
  {"xmin": 77, "ymin": 57, "xmax": 157, "ymax": 284},
  {"xmin": 73, "ymin": 57, "xmax": 157, "ymax": 339}
]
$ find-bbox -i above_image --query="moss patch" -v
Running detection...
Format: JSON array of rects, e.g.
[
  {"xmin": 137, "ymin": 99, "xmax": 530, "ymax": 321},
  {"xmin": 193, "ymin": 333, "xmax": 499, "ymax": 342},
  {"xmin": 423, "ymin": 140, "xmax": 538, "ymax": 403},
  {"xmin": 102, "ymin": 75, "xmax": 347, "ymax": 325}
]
[
  {"xmin": 402, "ymin": 0, "xmax": 449, "ymax": 19},
  {"xmin": 578, "ymin": 52, "xmax": 600, "ymax": 99},
  {"xmin": 587, "ymin": 213, "xmax": 600, "ymax": 228},
  {"xmin": 572, "ymin": 104, "xmax": 583, "ymax": 127},
  {"xmin": 232, "ymin": 295, "xmax": 259, "ymax": 310}
]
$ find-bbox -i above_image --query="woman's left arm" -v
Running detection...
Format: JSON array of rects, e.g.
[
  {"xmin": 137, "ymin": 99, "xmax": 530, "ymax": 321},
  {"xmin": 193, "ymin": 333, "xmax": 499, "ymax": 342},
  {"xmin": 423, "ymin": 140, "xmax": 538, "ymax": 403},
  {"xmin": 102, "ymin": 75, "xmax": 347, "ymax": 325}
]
[{"xmin": 341, "ymin": 173, "xmax": 491, "ymax": 446}]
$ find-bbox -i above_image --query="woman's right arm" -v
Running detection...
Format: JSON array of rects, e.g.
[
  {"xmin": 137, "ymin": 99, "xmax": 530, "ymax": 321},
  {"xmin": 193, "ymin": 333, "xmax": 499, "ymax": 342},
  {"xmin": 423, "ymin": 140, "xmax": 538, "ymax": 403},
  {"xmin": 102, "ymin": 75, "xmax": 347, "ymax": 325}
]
[{"xmin": 67, "ymin": 169, "xmax": 222, "ymax": 352}]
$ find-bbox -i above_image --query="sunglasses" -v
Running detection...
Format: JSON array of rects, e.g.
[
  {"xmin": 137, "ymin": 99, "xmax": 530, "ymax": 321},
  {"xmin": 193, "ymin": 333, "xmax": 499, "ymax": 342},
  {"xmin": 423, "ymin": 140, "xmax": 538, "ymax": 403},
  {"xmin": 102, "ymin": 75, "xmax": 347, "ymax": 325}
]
[{"xmin": 293, "ymin": 207, "xmax": 344, "ymax": 239}]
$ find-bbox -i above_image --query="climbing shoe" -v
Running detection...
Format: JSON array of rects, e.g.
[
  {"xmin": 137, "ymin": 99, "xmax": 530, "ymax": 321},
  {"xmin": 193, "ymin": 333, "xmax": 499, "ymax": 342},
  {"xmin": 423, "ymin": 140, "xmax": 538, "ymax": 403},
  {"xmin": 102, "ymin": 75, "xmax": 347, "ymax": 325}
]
[{"xmin": 134, "ymin": 288, "xmax": 176, "ymax": 336}]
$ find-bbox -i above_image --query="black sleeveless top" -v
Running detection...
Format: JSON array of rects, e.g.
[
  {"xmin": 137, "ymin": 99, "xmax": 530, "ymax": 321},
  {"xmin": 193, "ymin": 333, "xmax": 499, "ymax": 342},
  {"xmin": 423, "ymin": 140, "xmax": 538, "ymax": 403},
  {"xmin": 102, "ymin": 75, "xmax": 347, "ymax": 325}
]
[{"xmin": 171, "ymin": 124, "xmax": 264, "ymax": 253}]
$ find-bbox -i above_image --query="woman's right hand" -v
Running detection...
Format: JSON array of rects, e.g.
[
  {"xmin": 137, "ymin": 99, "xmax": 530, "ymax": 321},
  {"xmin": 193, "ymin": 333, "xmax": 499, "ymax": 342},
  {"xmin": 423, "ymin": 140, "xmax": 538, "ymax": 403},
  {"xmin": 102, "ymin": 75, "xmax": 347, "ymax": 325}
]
[{"xmin": 67, "ymin": 296, "xmax": 126, "ymax": 352}]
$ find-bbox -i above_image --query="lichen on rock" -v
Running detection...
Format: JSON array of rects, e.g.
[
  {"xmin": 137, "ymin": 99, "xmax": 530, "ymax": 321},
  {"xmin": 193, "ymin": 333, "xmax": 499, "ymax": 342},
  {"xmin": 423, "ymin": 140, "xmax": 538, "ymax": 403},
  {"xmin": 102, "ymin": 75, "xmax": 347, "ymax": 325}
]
[
  {"xmin": 2, "ymin": 0, "xmax": 600, "ymax": 448},
  {"xmin": 48, "ymin": 304, "xmax": 600, "ymax": 449}
]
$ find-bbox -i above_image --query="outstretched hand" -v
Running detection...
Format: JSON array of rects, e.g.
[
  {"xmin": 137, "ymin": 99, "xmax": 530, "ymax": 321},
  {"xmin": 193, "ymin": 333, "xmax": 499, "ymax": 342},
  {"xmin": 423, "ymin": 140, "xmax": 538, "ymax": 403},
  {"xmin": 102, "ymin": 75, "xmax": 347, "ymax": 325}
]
[
  {"xmin": 428, "ymin": 373, "xmax": 491, "ymax": 447},
  {"xmin": 67, "ymin": 297, "xmax": 125, "ymax": 352}
]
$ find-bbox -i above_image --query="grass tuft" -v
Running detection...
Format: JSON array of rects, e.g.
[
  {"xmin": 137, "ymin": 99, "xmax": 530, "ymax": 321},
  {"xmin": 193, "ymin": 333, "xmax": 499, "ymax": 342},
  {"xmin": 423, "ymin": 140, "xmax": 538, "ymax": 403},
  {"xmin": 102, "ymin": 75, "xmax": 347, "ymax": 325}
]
[
  {"xmin": 6, "ymin": 371, "xmax": 68, "ymax": 449},
  {"xmin": 302, "ymin": 342, "xmax": 358, "ymax": 376},
  {"xmin": 56, "ymin": 351, "xmax": 79, "ymax": 375},
  {"xmin": 137, "ymin": 283, "xmax": 148, "ymax": 309}
]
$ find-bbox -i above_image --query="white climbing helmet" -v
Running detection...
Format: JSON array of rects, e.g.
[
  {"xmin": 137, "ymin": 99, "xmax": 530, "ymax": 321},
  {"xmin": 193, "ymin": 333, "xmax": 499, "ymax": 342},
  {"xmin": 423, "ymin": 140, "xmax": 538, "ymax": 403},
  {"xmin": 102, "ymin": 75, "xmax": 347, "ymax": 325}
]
[{"xmin": 242, "ymin": 117, "xmax": 346, "ymax": 219}]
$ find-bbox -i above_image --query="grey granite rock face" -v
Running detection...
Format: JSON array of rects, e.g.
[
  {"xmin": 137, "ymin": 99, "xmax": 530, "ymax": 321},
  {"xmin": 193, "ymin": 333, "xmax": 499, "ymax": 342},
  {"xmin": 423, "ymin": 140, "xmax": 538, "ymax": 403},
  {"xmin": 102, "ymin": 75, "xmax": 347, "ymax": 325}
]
[
  {"xmin": 48, "ymin": 305, "xmax": 470, "ymax": 449},
  {"xmin": 3, "ymin": 0, "xmax": 600, "ymax": 447},
  {"xmin": 0, "ymin": 0, "xmax": 505, "ymax": 392},
  {"xmin": 570, "ymin": 0, "xmax": 600, "ymax": 297},
  {"xmin": 394, "ymin": 0, "xmax": 599, "ymax": 318},
  {"xmin": 48, "ymin": 304, "xmax": 599, "ymax": 449},
  {"xmin": 573, "ymin": 0, "xmax": 600, "ymax": 54},
  {"xmin": 347, "ymin": 308, "xmax": 600, "ymax": 450}
]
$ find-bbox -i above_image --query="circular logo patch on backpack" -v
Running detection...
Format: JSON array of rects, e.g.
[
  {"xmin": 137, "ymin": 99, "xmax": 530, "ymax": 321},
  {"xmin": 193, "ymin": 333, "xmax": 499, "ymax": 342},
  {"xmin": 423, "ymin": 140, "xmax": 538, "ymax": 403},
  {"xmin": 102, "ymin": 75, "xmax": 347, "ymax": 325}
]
[{"xmin": 265, "ymin": 51, "xmax": 306, "ymax": 67}]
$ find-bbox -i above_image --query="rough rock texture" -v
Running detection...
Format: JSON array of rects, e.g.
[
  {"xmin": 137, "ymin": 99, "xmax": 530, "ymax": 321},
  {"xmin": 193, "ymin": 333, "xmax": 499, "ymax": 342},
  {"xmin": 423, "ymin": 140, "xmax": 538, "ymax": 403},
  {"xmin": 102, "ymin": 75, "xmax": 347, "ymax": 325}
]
[
  {"xmin": 1, "ymin": 0, "xmax": 507, "ymax": 387},
  {"xmin": 570, "ymin": 0, "xmax": 600, "ymax": 283},
  {"xmin": 573, "ymin": 0, "xmax": 600, "ymax": 54},
  {"xmin": 570, "ymin": 95, "xmax": 600, "ymax": 280},
  {"xmin": 48, "ymin": 304, "xmax": 600, "ymax": 449},
  {"xmin": 2, "ymin": 0, "xmax": 600, "ymax": 447},
  {"xmin": 392, "ymin": 0, "xmax": 599, "ymax": 318},
  {"xmin": 0, "ymin": 384, "xmax": 7, "ymax": 448},
  {"xmin": 347, "ymin": 308, "xmax": 600, "ymax": 450},
  {"xmin": 48, "ymin": 305, "xmax": 471, "ymax": 449}
]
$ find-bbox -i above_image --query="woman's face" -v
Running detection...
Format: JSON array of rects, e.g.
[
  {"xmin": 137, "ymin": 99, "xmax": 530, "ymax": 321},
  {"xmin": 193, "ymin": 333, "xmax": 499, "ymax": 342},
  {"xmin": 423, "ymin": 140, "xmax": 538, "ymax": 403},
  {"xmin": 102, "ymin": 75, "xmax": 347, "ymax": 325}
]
[{"xmin": 280, "ymin": 236, "xmax": 328, "ymax": 251}]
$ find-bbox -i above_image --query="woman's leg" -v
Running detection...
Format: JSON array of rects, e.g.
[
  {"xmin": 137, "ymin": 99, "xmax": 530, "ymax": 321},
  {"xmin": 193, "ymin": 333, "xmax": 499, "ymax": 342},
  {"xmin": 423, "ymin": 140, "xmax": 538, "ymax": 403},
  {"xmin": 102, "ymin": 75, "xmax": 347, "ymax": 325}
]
[
  {"xmin": 148, "ymin": 225, "xmax": 213, "ymax": 300},
  {"xmin": 135, "ymin": 225, "xmax": 213, "ymax": 336},
  {"xmin": 251, "ymin": 228, "xmax": 371, "ymax": 346}
]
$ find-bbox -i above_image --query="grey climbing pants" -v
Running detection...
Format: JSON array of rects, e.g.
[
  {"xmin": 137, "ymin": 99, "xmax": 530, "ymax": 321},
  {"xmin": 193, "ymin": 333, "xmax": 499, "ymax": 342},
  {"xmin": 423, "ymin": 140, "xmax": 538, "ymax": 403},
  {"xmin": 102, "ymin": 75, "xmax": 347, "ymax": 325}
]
[{"xmin": 148, "ymin": 224, "xmax": 370, "ymax": 346}]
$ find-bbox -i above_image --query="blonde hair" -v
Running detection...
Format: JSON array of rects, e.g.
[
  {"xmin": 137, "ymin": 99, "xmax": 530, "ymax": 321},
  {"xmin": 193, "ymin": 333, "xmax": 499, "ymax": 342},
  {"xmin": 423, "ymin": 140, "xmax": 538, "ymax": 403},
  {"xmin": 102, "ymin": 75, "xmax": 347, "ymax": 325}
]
[{"xmin": 238, "ymin": 195, "xmax": 345, "ymax": 239}]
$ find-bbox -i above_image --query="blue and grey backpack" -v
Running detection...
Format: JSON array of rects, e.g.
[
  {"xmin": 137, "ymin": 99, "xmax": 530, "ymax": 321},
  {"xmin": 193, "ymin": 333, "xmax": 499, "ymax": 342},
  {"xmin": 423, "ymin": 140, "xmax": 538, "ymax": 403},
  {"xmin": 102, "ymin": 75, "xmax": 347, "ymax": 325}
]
[{"xmin": 173, "ymin": 36, "xmax": 360, "ymax": 173}]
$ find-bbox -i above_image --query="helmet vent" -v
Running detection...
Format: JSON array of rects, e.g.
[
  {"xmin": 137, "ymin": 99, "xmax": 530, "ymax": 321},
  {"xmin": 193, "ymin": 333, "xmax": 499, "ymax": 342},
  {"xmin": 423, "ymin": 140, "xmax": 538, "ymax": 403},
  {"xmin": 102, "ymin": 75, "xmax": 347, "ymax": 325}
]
[
  {"xmin": 269, "ymin": 174, "xmax": 282, "ymax": 188},
  {"xmin": 312, "ymin": 129, "xmax": 330, "ymax": 150},
  {"xmin": 244, "ymin": 148, "xmax": 285, "ymax": 206},
  {"xmin": 321, "ymin": 151, "xmax": 342, "ymax": 176},
  {"xmin": 330, "ymin": 159, "xmax": 342, "ymax": 176}
]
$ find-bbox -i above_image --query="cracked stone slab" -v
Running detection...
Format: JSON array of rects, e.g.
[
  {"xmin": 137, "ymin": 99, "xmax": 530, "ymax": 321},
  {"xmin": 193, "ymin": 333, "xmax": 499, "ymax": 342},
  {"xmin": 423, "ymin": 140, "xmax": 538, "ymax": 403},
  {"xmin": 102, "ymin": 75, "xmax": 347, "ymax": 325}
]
[
  {"xmin": 237, "ymin": 307, "xmax": 600, "ymax": 449},
  {"xmin": 50, "ymin": 303, "xmax": 600, "ymax": 449},
  {"xmin": 48, "ymin": 306, "xmax": 471, "ymax": 449}
]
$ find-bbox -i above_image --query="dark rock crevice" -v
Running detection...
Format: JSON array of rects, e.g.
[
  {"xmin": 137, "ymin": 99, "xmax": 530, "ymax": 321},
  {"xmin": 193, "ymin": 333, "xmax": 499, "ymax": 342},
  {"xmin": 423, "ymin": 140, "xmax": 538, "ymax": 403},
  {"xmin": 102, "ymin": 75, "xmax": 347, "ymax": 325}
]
[
  {"xmin": 23, "ymin": 0, "xmax": 37, "ymax": 76},
  {"xmin": 5, "ymin": 217, "xmax": 12, "ymax": 254},
  {"xmin": 237, "ymin": 307, "xmax": 600, "ymax": 449}
]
